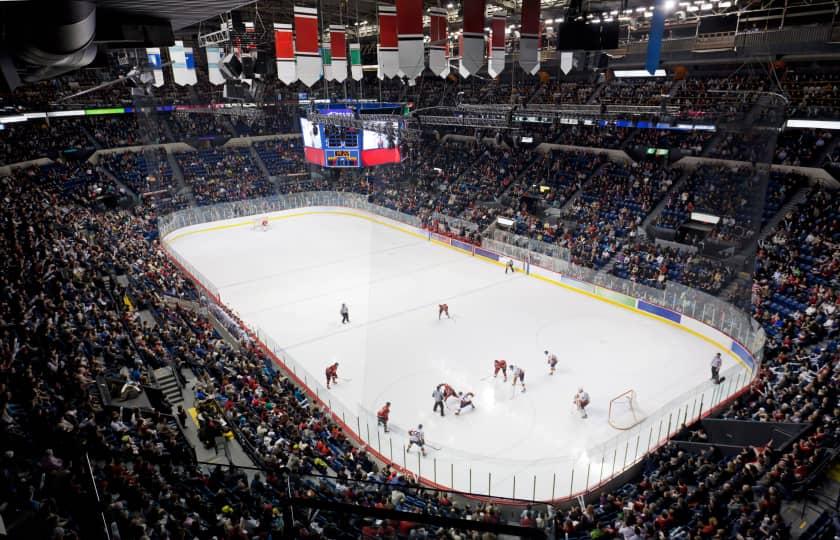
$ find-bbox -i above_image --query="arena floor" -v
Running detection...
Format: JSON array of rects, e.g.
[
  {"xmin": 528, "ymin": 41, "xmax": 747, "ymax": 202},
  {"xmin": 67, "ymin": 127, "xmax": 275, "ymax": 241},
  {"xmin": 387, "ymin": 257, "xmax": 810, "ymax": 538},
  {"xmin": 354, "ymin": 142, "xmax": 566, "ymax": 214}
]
[{"xmin": 166, "ymin": 207, "xmax": 746, "ymax": 500}]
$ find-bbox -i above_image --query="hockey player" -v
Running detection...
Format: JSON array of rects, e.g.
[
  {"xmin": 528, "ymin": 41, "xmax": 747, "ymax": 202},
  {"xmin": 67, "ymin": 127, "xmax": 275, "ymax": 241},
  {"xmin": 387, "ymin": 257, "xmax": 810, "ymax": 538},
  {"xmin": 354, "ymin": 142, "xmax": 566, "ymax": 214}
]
[
  {"xmin": 493, "ymin": 359, "xmax": 508, "ymax": 382},
  {"xmin": 340, "ymin": 303, "xmax": 350, "ymax": 324},
  {"xmin": 432, "ymin": 385, "xmax": 445, "ymax": 417},
  {"xmin": 454, "ymin": 392, "xmax": 475, "ymax": 415},
  {"xmin": 438, "ymin": 383, "xmax": 457, "ymax": 400},
  {"xmin": 505, "ymin": 258, "xmax": 516, "ymax": 274},
  {"xmin": 377, "ymin": 402, "xmax": 391, "ymax": 432},
  {"xmin": 407, "ymin": 424, "xmax": 427, "ymax": 456},
  {"xmin": 574, "ymin": 387, "xmax": 590, "ymax": 419},
  {"xmin": 509, "ymin": 364, "xmax": 526, "ymax": 392},
  {"xmin": 545, "ymin": 350, "xmax": 558, "ymax": 375},
  {"xmin": 438, "ymin": 303, "xmax": 450, "ymax": 319},
  {"xmin": 710, "ymin": 353, "xmax": 722, "ymax": 384},
  {"xmin": 325, "ymin": 362, "xmax": 339, "ymax": 389}
]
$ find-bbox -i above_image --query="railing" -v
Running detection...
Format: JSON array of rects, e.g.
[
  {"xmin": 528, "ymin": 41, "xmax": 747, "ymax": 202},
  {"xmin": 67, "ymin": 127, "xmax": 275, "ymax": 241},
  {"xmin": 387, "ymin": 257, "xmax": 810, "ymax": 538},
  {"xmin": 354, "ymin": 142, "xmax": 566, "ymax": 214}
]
[{"xmin": 158, "ymin": 192, "xmax": 764, "ymax": 502}]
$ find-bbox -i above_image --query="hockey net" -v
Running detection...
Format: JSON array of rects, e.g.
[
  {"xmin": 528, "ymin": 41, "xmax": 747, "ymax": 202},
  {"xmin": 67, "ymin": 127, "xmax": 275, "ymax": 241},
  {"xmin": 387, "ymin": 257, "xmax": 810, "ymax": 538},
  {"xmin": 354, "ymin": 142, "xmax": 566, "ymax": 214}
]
[{"xmin": 608, "ymin": 389, "xmax": 646, "ymax": 430}]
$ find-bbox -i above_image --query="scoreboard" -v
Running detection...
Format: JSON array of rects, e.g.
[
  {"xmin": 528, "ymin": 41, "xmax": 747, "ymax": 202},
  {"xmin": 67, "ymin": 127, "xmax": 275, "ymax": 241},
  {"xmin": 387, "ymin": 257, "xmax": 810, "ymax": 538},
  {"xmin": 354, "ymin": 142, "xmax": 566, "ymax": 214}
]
[
  {"xmin": 325, "ymin": 149, "xmax": 360, "ymax": 167},
  {"xmin": 300, "ymin": 103, "xmax": 402, "ymax": 168}
]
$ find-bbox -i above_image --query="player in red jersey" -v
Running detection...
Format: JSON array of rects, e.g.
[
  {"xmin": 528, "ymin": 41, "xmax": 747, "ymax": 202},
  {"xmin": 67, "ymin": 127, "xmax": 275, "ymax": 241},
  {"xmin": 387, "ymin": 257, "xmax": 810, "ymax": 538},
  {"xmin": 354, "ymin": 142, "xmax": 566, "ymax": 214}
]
[
  {"xmin": 377, "ymin": 402, "xmax": 391, "ymax": 432},
  {"xmin": 438, "ymin": 303, "xmax": 450, "ymax": 319},
  {"xmin": 493, "ymin": 359, "xmax": 508, "ymax": 381},
  {"xmin": 438, "ymin": 383, "xmax": 457, "ymax": 400},
  {"xmin": 325, "ymin": 362, "xmax": 339, "ymax": 389}
]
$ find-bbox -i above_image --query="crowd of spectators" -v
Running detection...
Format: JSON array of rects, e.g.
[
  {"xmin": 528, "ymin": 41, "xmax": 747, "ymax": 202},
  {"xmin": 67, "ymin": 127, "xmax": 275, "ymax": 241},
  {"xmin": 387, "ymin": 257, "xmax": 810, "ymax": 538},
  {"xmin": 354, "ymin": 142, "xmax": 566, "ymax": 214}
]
[
  {"xmin": 168, "ymin": 113, "xmax": 233, "ymax": 140},
  {"xmin": 3, "ymin": 80, "xmax": 840, "ymax": 539},
  {"xmin": 98, "ymin": 149, "xmax": 187, "ymax": 212},
  {"xmin": 656, "ymin": 165, "xmax": 760, "ymax": 244},
  {"xmin": 611, "ymin": 241, "xmax": 734, "ymax": 294},
  {"xmin": 552, "ymin": 125, "xmax": 630, "ymax": 149},
  {"xmin": 773, "ymin": 129, "xmax": 833, "ymax": 166},
  {"xmin": 176, "ymin": 147, "xmax": 273, "ymax": 204},
  {"xmin": 629, "ymin": 128, "xmax": 714, "ymax": 156},
  {"xmin": 0, "ymin": 119, "xmax": 94, "ymax": 165},
  {"xmin": 252, "ymin": 138, "xmax": 308, "ymax": 176},
  {"xmin": 84, "ymin": 116, "xmax": 170, "ymax": 148},
  {"xmin": 782, "ymin": 71, "xmax": 840, "ymax": 120}
]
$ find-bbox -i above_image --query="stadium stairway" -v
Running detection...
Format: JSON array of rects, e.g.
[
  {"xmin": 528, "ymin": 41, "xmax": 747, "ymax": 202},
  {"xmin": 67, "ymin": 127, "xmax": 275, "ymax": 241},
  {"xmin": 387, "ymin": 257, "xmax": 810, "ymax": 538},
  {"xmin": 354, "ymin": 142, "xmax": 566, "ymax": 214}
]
[
  {"xmin": 248, "ymin": 144, "xmax": 276, "ymax": 192},
  {"xmin": 548, "ymin": 158, "xmax": 613, "ymax": 217},
  {"xmin": 153, "ymin": 366, "xmax": 184, "ymax": 405},
  {"xmin": 585, "ymin": 81, "xmax": 607, "ymax": 105},
  {"xmin": 98, "ymin": 166, "xmax": 139, "ymax": 202},
  {"xmin": 737, "ymin": 183, "xmax": 810, "ymax": 258},
  {"xmin": 813, "ymin": 134, "xmax": 840, "ymax": 170},
  {"xmin": 81, "ymin": 124, "xmax": 102, "ymax": 150},
  {"xmin": 640, "ymin": 166, "xmax": 692, "ymax": 236},
  {"xmin": 701, "ymin": 129, "xmax": 729, "ymax": 157},
  {"xmin": 165, "ymin": 149, "xmax": 197, "ymax": 206}
]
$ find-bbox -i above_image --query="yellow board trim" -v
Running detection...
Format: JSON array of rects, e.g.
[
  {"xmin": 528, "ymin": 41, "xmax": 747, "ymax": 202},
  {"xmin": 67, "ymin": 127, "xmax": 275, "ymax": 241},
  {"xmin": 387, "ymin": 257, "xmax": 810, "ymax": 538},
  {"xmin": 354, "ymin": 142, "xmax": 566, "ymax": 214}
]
[{"xmin": 165, "ymin": 208, "xmax": 753, "ymax": 371}]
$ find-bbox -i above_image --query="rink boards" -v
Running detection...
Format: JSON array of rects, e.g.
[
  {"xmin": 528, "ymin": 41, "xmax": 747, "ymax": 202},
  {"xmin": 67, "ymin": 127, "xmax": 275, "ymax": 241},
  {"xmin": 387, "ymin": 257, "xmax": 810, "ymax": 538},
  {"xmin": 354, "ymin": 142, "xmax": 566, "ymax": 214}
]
[{"xmin": 164, "ymin": 205, "xmax": 757, "ymax": 501}]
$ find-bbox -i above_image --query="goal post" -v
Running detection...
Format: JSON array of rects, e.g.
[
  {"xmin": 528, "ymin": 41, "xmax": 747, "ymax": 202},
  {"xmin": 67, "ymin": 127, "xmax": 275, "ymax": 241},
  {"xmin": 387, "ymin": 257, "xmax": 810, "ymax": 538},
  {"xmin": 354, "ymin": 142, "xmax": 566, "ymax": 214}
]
[{"xmin": 608, "ymin": 389, "xmax": 646, "ymax": 430}]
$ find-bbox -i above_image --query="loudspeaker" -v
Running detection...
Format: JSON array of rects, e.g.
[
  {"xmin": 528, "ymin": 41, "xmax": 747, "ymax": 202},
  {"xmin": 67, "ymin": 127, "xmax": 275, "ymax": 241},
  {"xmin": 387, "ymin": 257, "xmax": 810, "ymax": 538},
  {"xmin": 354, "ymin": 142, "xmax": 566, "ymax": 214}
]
[
  {"xmin": 220, "ymin": 52, "xmax": 242, "ymax": 80},
  {"xmin": 241, "ymin": 55, "xmax": 255, "ymax": 78},
  {"xmin": 0, "ymin": 50, "xmax": 21, "ymax": 93},
  {"xmin": 230, "ymin": 12, "xmax": 246, "ymax": 33}
]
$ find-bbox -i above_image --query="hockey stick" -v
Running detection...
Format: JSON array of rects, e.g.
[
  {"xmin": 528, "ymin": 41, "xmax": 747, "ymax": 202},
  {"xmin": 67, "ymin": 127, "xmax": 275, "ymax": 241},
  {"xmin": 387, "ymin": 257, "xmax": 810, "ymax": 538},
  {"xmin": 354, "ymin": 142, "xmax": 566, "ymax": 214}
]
[
  {"xmin": 337, "ymin": 377, "xmax": 352, "ymax": 382},
  {"xmin": 425, "ymin": 443, "xmax": 441, "ymax": 451}
]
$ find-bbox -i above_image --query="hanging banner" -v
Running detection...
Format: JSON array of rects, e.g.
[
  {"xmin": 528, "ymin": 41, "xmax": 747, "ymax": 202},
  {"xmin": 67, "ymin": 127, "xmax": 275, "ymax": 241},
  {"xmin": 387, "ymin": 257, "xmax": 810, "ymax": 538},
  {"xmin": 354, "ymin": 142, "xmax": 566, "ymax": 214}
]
[
  {"xmin": 519, "ymin": 0, "xmax": 539, "ymax": 75},
  {"xmin": 428, "ymin": 7, "xmax": 449, "ymax": 78},
  {"xmin": 488, "ymin": 14, "xmax": 506, "ymax": 77},
  {"xmin": 168, "ymin": 41, "xmax": 189, "ymax": 86},
  {"xmin": 205, "ymin": 47, "xmax": 224, "ymax": 85},
  {"xmin": 350, "ymin": 43, "xmax": 363, "ymax": 80},
  {"xmin": 646, "ymin": 3, "xmax": 666, "ymax": 75},
  {"xmin": 184, "ymin": 47, "xmax": 198, "ymax": 85},
  {"xmin": 294, "ymin": 6, "xmax": 322, "ymax": 87},
  {"xmin": 321, "ymin": 47, "xmax": 333, "ymax": 81},
  {"xmin": 459, "ymin": 0, "xmax": 486, "ymax": 77},
  {"xmin": 560, "ymin": 51, "xmax": 573, "ymax": 75},
  {"xmin": 330, "ymin": 25, "xmax": 348, "ymax": 83},
  {"xmin": 378, "ymin": 4, "xmax": 399, "ymax": 78},
  {"xmin": 396, "ymin": 0, "xmax": 424, "ymax": 80},
  {"xmin": 274, "ymin": 23, "xmax": 297, "ymax": 84},
  {"xmin": 146, "ymin": 48, "xmax": 165, "ymax": 87}
]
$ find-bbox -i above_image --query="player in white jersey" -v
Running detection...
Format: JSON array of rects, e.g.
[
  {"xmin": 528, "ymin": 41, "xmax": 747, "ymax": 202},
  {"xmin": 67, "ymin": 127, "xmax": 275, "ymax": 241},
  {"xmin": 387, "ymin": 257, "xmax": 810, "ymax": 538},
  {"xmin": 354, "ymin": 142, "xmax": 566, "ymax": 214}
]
[
  {"xmin": 407, "ymin": 424, "xmax": 427, "ymax": 456},
  {"xmin": 454, "ymin": 392, "xmax": 475, "ymax": 415},
  {"xmin": 545, "ymin": 350, "xmax": 558, "ymax": 375},
  {"xmin": 574, "ymin": 388, "xmax": 590, "ymax": 418},
  {"xmin": 509, "ymin": 364, "xmax": 526, "ymax": 392}
]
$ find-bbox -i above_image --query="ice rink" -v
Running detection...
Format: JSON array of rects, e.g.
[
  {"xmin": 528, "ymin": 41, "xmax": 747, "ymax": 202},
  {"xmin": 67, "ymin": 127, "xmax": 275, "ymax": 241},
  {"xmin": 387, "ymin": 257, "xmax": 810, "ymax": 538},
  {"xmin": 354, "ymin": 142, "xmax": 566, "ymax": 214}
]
[{"xmin": 166, "ymin": 207, "xmax": 747, "ymax": 500}]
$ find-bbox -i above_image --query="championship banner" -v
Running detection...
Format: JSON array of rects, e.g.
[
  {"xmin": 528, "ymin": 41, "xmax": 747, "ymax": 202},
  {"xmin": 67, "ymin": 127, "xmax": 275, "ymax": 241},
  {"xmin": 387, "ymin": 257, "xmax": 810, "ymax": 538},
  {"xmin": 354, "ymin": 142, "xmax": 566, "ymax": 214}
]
[
  {"xmin": 396, "ymin": 0, "xmax": 424, "ymax": 80},
  {"xmin": 321, "ymin": 47, "xmax": 333, "ymax": 81},
  {"xmin": 145, "ymin": 48, "xmax": 165, "ymax": 87},
  {"xmin": 273, "ymin": 23, "xmax": 297, "ymax": 84},
  {"xmin": 519, "ymin": 0, "xmax": 540, "ymax": 75},
  {"xmin": 428, "ymin": 7, "xmax": 449, "ymax": 78},
  {"xmin": 330, "ymin": 25, "xmax": 348, "ymax": 83},
  {"xmin": 459, "ymin": 0, "xmax": 486, "ymax": 77},
  {"xmin": 294, "ymin": 6, "xmax": 322, "ymax": 87},
  {"xmin": 560, "ymin": 51, "xmax": 573, "ymax": 75},
  {"xmin": 488, "ymin": 14, "xmax": 506, "ymax": 77},
  {"xmin": 206, "ymin": 47, "xmax": 224, "ymax": 85},
  {"xmin": 168, "ymin": 41, "xmax": 189, "ymax": 86},
  {"xmin": 350, "ymin": 43, "xmax": 363, "ymax": 80},
  {"xmin": 377, "ymin": 4, "xmax": 398, "ymax": 78},
  {"xmin": 646, "ymin": 2, "xmax": 666, "ymax": 75},
  {"xmin": 184, "ymin": 47, "xmax": 198, "ymax": 85}
]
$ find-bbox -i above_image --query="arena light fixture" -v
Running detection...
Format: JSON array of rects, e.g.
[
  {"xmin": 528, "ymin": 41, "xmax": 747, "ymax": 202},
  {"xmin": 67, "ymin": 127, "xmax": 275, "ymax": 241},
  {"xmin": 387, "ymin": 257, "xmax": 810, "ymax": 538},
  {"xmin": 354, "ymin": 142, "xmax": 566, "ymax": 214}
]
[
  {"xmin": 614, "ymin": 69, "xmax": 667, "ymax": 77},
  {"xmin": 786, "ymin": 119, "xmax": 840, "ymax": 130},
  {"xmin": 691, "ymin": 212, "xmax": 720, "ymax": 225}
]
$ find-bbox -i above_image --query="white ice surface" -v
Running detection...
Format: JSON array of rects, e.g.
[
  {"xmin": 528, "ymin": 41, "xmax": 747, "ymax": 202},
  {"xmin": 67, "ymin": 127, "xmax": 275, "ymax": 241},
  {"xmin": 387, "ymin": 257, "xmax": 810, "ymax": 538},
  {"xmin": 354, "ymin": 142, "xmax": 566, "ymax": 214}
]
[{"xmin": 168, "ymin": 208, "xmax": 744, "ymax": 500}]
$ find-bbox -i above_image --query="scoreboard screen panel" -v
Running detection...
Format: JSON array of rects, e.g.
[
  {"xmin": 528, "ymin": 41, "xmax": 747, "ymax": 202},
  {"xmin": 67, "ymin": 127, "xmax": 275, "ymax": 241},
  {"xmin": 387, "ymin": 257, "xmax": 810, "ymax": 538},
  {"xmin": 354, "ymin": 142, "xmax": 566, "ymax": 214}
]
[{"xmin": 325, "ymin": 149, "xmax": 360, "ymax": 167}]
